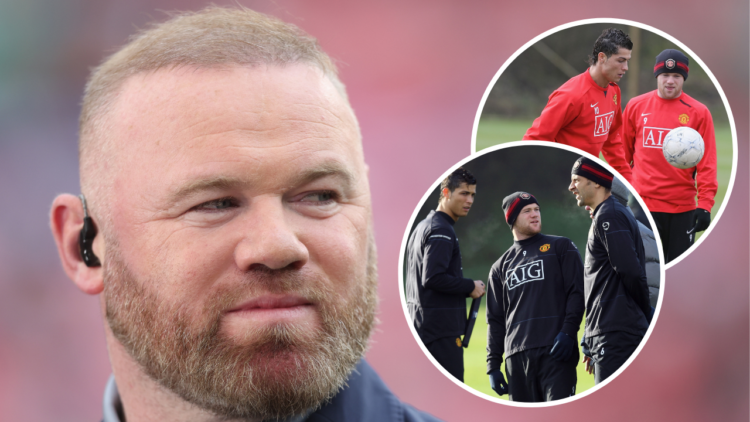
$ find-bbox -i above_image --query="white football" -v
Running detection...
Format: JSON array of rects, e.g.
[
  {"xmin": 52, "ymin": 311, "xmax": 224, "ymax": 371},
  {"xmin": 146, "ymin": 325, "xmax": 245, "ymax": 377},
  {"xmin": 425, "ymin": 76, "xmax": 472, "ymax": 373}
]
[{"xmin": 662, "ymin": 126, "xmax": 705, "ymax": 169}]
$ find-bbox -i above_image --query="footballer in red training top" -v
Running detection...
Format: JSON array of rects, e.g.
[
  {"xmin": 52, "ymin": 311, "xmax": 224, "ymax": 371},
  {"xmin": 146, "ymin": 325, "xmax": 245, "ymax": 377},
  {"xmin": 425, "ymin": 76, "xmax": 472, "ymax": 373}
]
[
  {"xmin": 524, "ymin": 28, "xmax": 633, "ymax": 182},
  {"xmin": 622, "ymin": 49, "xmax": 718, "ymax": 263}
]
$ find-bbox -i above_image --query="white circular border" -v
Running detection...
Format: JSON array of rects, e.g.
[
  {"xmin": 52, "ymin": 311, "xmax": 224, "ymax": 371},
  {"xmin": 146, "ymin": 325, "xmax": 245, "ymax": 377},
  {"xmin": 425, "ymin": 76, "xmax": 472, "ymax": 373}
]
[
  {"xmin": 398, "ymin": 140, "xmax": 666, "ymax": 407},
  {"xmin": 469, "ymin": 18, "xmax": 738, "ymax": 270}
]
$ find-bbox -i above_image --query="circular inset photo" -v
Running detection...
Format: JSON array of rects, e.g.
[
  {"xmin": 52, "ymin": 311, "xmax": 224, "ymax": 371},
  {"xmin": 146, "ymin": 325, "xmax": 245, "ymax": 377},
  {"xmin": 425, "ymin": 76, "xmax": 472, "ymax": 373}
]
[
  {"xmin": 399, "ymin": 143, "xmax": 664, "ymax": 406},
  {"xmin": 472, "ymin": 19, "xmax": 737, "ymax": 267}
]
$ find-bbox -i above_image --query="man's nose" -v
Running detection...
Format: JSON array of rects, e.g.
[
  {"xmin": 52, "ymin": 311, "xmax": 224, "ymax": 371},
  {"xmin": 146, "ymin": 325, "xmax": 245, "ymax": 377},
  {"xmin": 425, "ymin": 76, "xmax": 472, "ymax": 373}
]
[
  {"xmin": 233, "ymin": 197, "xmax": 309, "ymax": 271},
  {"xmin": 568, "ymin": 181, "xmax": 575, "ymax": 191}
]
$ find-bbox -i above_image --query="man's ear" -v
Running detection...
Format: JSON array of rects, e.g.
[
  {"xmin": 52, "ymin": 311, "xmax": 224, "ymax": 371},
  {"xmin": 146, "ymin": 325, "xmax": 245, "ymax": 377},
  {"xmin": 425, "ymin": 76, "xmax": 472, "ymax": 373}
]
[
  {"xmin": 597, "ymin": 52, "xmax": 607, "ymax": 65},
  {"xmin": 441, "ymin": 188, "xmax": 450, "ymax": 200},
  {"xmin": 50, "ymin": 194, "xmax": 104, "ymax": 295}
]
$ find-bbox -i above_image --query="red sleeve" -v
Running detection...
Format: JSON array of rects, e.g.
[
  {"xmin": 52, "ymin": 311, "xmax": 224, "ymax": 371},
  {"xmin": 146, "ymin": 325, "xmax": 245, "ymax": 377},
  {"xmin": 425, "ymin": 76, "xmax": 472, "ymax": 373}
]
[
  {"xmin": 621, "ymin": 102, "xmax": 637, "ymax": 167},
  {"xmin": 601, "ymin": 91, "xmax": 633, "ymax": 182},
  {"xmin": 523, "ymin": 90, "xmax": 578, "ymax": 141},
  {"xmin": 695, "ymin": 108, "xmax": 718, "ymax": 212}
]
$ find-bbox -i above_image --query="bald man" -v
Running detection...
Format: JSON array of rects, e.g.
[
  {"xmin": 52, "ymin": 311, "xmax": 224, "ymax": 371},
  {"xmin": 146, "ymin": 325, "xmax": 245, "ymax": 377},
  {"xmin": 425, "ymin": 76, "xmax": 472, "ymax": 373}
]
[{"xmin": 50, "ymin": 6, "xmax": 439, "ymax": 422}]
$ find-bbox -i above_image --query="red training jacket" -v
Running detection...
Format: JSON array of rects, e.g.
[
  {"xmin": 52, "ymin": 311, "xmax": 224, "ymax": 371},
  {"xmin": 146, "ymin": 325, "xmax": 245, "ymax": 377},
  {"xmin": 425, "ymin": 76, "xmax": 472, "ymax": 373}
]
[
  {"xmin": 622, "ymin": 90, "xmax": 718, "ymax": 214},
  {"xmin": 524, "ymin": 71, "xmax": 632, "ymax": 181}
]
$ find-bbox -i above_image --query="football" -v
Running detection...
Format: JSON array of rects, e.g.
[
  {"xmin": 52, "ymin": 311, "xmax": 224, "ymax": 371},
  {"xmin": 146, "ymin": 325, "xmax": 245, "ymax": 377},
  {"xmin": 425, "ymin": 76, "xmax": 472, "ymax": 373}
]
[{"xmin": 662, "ymin": 126, "xmax": 705, "ymax": 169}]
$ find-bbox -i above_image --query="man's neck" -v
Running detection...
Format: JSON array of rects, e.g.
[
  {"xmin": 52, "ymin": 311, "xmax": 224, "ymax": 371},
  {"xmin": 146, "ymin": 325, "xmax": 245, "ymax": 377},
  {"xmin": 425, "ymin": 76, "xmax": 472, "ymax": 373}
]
[
  {"xmin": 588, "ymin": 66, "xmax": 610, "ymax": 88},
  {"xmin": 588, "ymin": 192, "xmax": 612, "ymax": 213},
  {"xmin": 436, "ymin": 204, "xmax": 458, "ymax": 222},
  {"xmin": 512, "ymin": 230, "xmax": 536, "ymax": 242}
]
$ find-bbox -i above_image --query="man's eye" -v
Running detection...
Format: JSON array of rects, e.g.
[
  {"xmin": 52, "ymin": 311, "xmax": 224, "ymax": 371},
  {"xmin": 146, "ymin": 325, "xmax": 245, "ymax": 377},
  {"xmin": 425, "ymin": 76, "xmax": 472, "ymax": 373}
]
[
  {"xmin": 300, "ymin": 191, "xmax": 337, "ymax": 203},
  {"xmin": 192, "ymin": 198, "xmax": 237, "ymax": 211}
]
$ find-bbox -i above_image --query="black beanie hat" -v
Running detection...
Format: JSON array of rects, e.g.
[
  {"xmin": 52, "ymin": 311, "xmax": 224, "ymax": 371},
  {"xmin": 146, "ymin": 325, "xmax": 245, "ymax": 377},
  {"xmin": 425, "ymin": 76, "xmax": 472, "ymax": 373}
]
[
  {"xmin": 654, "ymin": 49, "xmax": 689, "ymax": 81},
  {"xmin": 502, "ymin": 192, "xmax": 539, "ymax": 229},
  {"xmin": 571, "ymin": 157, "xmax": 613, "ymax": 189}
]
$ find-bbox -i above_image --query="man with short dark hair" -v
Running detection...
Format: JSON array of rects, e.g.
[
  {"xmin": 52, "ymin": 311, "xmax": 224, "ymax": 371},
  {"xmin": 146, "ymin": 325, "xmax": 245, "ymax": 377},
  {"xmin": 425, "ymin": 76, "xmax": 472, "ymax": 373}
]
[
  {"xmin": 524, "ymin": 28, "xmax": 633, "ymax": 181},
  {"xmin": 405, "ymin": 168, "xmax": 485, "ymax": 382},
  {"xmin": 49, "ymin": 6, "xmax": 440, "ymax": 422},
  {"xmin": 569, "ymin": 157, "xmax": 652, "ymax": 384},
  {"xmin": 485, "ymin": 192, "xmax": 584, "ymax": 402},
  {"xmin": 622, "ymin": 48, "xmax": 718, "ymax": 263}
]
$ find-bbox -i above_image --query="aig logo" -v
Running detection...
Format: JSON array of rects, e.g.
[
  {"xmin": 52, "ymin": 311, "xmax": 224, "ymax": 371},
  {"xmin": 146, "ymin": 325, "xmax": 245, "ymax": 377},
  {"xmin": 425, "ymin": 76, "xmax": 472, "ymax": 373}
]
[
  {"xmin": 507, "ymin": 260, "xmax": 545, "ymax": 290},
  {"xmin": 642, "ymin": 126, "xmax": 672, "ymax": 148},
  {"xmin": 594, "ymin": 111, "xmax": 614, "ymax": 137}
]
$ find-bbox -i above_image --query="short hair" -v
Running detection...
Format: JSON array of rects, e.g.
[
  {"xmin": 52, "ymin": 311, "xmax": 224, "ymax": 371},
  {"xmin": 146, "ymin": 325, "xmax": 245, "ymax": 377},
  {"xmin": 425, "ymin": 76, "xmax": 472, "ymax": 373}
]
[
  {"xmin": 79, "ymin": 6, "xmax": 349, "ymax": 227},
  {"xmin": 438, "ymin": 168, "xmax": 476, "ymax": 203},
  {"xmin": 588, "ymin": 28, "xmax": 633, "ymax": 66}
]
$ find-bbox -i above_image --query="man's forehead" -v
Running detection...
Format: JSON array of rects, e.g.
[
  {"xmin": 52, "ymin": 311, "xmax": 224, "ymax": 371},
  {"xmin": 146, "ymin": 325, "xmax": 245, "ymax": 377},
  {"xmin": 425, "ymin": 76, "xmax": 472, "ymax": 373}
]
[
  {"xmin": 455, "ymin": 183, "xmax": 476, "ymax": 193},
  {"xmin": 112, "ymin": 64, "xmax": 354, "ymax": 129},
  {"xmin": 521, "ymin": 203, "xmax": 539, "ymax": 211},
  {"xmin": 101, "ymin": 63, "xmax": 364, "ymax": 207},
  {"xmin": 658, "ymin": 72, "xmax": 684, "ymax": 79},
  {"xmin": 612, "ymin": 48, "xmax": 632, "ymax": 59}
]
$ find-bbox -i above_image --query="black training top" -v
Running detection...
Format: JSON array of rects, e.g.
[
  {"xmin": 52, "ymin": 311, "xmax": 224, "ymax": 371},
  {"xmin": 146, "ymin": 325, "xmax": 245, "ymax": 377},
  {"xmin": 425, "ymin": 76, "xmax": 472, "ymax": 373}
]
[
  {"xmin": 486, "ymin": 233, "xmax": 585, "ymax": 372},
  {"xmin": 585, "ymin": 196, "xmax": 652, "ymax": 338},
  {"xmin": 405, "ymin": 210, "xmax": 476, "ymax": 345}
]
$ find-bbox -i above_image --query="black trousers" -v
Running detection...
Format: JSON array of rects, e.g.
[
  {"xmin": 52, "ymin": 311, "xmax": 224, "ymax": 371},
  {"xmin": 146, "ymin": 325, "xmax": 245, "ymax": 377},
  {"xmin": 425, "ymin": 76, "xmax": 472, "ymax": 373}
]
[
  {"xmin": 585, "ymin": 331, "xmax": 644, "ymax": 384},
  {"xmin": 651, "ymin": 210, "xmax": 695, "ymax": 263},
  {"xmin": 505, "ymin": 346, "xmax": 578, "ymax": 402},
  {"xmin": 425, "ymin": 336, "xmax": 464, "ymax": 382}
]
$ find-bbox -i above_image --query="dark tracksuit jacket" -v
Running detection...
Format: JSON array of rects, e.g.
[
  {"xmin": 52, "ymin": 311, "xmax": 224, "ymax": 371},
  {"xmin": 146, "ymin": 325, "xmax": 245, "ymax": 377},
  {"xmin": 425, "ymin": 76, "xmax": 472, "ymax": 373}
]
[
  {"xmin": 486, "ymin": 233, "xmax": 585, "ymax": 372},
  {"xmin": 585, "ymin": 196, "xmax": 652, "ymax": 339},
  {"xmin": 406, "ymin": 210, "xmax": 475, "ymax": 345}
]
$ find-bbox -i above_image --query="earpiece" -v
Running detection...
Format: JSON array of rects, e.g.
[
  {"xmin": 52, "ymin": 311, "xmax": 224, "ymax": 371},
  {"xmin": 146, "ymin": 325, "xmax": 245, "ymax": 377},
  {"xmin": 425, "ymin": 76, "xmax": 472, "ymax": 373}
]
[{"xmin": 78, "ymin": 194, "xmax": 101, "ymax": 267}]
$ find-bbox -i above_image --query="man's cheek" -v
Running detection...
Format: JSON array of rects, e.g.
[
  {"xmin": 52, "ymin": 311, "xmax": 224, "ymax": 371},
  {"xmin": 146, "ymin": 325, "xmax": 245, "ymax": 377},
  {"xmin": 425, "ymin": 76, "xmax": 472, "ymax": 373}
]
[
  {"xmin": 153, "ymin": 230, "xmax": 235, "ymax": 293},
  {"xmin": 303, "ymin": 220, "xmax": 367, "ymax": 286}
]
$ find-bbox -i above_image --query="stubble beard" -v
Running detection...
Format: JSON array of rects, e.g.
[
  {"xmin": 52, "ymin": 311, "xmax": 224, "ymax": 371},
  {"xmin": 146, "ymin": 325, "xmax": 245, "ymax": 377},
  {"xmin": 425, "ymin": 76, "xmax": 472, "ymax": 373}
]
[{"xmin": 103, "ymin": 236, "xmax": 378, "ymax": 420}]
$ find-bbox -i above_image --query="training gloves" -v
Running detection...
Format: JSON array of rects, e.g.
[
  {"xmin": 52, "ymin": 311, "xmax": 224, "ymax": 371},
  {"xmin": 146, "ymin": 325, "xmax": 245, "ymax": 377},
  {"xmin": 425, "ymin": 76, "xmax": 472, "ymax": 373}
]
[
  {"xmin": 580, "ymin": 335, "xmax": 592, "ymax": 358},
  {"xmin": 489, "ymin": 369, "xmax": 508, "ymax": 396},
  {"xmin": 550, "ymin": 332, "xmax": 576, "ymax": 362},
  {"xmin": 693, "ymin": 208, "xmax": 711, "ymax": 233}
]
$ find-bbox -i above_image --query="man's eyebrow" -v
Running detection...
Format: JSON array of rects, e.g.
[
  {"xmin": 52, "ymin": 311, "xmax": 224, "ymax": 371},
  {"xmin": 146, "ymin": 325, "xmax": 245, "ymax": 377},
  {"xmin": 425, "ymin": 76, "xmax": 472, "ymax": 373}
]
[
  {"xmin": 168, "ymin": 176, "xmax": 247, "ymax": 204},
  {"xmin": 287, "ymin": 163, "xmax": 356, "ymax": 190},
  {"xmin": 167, "ymin": 163, "xmax": 356, "ymax": 204}
]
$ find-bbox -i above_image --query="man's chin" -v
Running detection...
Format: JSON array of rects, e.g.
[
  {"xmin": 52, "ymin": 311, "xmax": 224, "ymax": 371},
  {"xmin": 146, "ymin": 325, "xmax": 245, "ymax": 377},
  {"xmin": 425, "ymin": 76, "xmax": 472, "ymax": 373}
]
[{"xmin": 221, "ymin": 311, "xmax": 322, "ymax": 344}]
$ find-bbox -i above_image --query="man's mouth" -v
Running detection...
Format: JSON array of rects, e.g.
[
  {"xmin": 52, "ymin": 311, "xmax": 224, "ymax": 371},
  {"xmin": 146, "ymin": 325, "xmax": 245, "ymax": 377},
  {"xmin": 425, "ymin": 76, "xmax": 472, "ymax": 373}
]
[{"xmin": 226, "ymin": 295, "xmax": 316, "ymax": 322}]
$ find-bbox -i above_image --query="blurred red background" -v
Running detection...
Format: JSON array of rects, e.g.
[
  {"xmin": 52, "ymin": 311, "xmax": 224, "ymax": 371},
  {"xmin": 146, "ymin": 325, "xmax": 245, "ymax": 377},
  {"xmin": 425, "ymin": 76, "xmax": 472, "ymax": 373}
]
[{"xmin": 0, "ymin": 1, "xmax": 746, "ymax": 421}]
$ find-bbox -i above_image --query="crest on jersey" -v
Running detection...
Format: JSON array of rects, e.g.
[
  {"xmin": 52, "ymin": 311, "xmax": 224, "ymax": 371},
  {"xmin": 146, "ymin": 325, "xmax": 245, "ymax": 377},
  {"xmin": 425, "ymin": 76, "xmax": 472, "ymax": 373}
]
[
  {"xmin": 521, "ymin": 193, "xmax": 531, "ymax": 199},
  {"xmin": 666, "ymin": 58, "xmax": 676, "ymax": 69},
  {"xmin": 678, "ymin": 114, "xmax": 689, "ymax": 124},
  {"xmin": 539, "ymin": 244, "xmax": 551, "ymax": 252},
  {"xmin": 613, "ymin": 94, "xmax": 617, "ymax": 105},
  {"xmin": 455, "ymin": 337, "xmax": 462, "ymax": 347}
]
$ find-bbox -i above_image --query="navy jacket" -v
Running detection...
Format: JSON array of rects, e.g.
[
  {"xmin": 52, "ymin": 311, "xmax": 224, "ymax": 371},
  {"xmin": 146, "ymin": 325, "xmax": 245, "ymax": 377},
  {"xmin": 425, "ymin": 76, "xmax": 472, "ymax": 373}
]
[
  {"xmin": 486, "ymin": 233, "xmax": 584, "ymax": 371},
  {"xmin": 405, "ymin": 210, "xmax": 475, "ymax": 344},
  {"xmin": 584, "ymin": 196, "xmax": 651, "ymax": 338}
]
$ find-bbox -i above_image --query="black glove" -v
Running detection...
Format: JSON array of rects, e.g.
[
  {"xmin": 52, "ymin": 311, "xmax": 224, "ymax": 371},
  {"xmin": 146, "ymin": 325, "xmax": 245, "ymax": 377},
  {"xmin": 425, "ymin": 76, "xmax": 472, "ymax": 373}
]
[
  {"xmin": 550, "ymin": 332, "xmax": 576, "ymax": 362},
  {"xmin": 581, "ymin": 335, "xmax": 592, "ymax": 358},
  {"xmin": 488, "ymin": 369, "xmax": 508, "ymax": 396},
  {"xmin": 693, "ymin": 208, "xmax": 711, "ymax": 233}
]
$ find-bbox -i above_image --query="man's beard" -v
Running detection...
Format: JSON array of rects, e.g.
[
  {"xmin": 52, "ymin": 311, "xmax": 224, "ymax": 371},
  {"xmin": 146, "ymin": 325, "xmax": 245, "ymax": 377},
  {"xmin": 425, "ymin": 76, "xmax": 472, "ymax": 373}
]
[{"xmin": 103, "ymin": 236, "xmax": 377, "ymax": 420}]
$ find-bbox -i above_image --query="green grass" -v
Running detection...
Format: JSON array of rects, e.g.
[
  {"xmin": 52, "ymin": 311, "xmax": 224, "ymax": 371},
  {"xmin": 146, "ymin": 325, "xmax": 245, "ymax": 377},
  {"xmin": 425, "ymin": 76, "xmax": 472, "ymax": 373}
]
[
  {"xmin": 475, "ymin": 117, "xmax": 734, "ymax": 230},
  {"xmin": 462, "ymin": 299, "xmax": 596, "ymax": 399}
]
